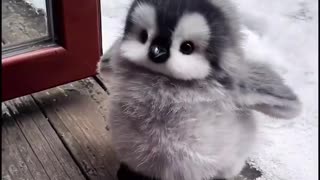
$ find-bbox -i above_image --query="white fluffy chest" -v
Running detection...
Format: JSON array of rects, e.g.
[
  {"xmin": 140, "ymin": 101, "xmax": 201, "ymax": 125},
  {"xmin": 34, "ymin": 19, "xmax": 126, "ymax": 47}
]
[{"xmin": 110, "ymin": 100, "xmax": 256, "ymax": 180}]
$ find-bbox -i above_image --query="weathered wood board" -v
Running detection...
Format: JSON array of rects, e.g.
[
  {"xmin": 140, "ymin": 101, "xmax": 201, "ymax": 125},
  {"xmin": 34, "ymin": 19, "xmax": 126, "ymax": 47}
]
[
  {"xmin": 2, "ymin": 97, "xmax": 86, "ymax": 180},
  {"xmin": 32, "ymin": 78, "xmax": 119, "ymax": 180}
]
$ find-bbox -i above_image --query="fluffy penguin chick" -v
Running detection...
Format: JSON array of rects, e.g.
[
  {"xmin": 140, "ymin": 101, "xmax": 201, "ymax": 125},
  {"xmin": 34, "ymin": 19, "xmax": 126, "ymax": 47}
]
[{"xmin": 98, "ymin": 0, "xmax": 302, "ymax": 179}]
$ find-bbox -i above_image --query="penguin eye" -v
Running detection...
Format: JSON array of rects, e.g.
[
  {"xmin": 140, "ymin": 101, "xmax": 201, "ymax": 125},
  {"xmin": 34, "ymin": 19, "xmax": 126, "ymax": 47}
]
[
  {"xmin": 180, "ymin": 41, "xmax": 194, "ymax": 55},
  {"xmin": 139, "ymin": 29, "xmax": 148, "ymax": 44}
]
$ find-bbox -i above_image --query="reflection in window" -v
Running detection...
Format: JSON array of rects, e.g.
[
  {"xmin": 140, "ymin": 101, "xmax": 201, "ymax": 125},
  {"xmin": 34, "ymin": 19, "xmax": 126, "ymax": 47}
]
[{"xmin": 2, "ymin": 0, "xmax": 54, "ymax": 56}]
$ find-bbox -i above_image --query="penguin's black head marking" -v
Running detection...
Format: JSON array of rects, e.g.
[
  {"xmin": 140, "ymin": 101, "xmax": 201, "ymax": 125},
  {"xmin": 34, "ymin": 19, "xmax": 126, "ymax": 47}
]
[{"xmin": 120, "ymin": 0, "xmax": 238, "ymax": 82}]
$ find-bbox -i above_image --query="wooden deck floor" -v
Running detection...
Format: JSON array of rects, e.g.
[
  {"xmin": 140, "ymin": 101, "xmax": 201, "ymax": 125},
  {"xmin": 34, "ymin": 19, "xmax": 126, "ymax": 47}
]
[{"xmin": 2, "ymin": 78, "xmax": 119, "ymax": 180}]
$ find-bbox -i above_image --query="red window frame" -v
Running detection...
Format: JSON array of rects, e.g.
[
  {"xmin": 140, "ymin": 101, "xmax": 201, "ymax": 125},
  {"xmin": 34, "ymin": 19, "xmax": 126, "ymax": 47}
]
[{"xmin": 2, "ymin": 0, "xmax": 102, "ymax": 101}]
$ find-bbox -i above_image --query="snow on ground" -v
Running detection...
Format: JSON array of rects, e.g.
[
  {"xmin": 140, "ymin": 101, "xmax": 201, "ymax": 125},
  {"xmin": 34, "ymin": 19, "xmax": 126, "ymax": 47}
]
[
  {"xmin": 100, "ymin": 0, "xmax": 132, "ymax": 51},
  {"xmin": 28, "ymin": 0, "xmax": 318, "ymax": 179},
  {"xmin": 24, "ymin": 0, "xmax": 46, "ymax": 12},
  {"xmin": 234, "ymin": 1, "xmax": 318, "ymax": 180}
]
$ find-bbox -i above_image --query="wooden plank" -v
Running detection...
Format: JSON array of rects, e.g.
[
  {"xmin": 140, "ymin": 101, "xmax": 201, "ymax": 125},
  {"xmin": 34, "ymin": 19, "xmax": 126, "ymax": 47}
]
[
  {"xmin": 3, "ymin": 97, "xmax": 86, "ymax": 180},
  {"xmin": 2, "ymin": 0, "xmax": 47, "ymax": 47},
  {"xmin": 32, "ymin": 78, "xmax": 119, "ymax": 180},
  {"xmin": 2, "ymin": 104, "xmax": 49, "ymax": 180},
  {"xmin": 1, "ymin": 168, "xmax": 13, "ymax": 180},
  {"xmin": 2, "ymin": 123, "xmax": 35, "ymax": 180}
]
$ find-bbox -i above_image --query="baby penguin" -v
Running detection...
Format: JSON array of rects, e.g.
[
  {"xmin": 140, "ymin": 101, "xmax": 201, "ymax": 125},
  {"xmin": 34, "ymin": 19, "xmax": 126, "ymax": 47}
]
[{"xmin": 98, "ymin": 0, "xmax": 301, "ymax": 179}]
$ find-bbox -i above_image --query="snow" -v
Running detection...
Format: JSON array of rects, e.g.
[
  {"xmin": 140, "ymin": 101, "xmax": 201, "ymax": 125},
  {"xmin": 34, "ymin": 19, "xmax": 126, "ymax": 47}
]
[
  {"xmin": 28, "ymin": 0, "xmax": 319, "ymax": 179},
  {"xmin": 24, "ymin": 0, "xmax": 47, "ymax": 12},
  {"xmin": 101, "ymin": 0, "xmax": 132, "ymax": 52},
  {"xmin": 234, "ymin": 1, "xmax": 318, "ymax": 180}
]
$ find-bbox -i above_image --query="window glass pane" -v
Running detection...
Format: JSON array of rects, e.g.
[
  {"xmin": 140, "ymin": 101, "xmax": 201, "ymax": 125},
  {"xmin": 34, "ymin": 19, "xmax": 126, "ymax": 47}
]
[{"xmin": 2, "ymin": 0, "xmax": 53, "ymax": 55}]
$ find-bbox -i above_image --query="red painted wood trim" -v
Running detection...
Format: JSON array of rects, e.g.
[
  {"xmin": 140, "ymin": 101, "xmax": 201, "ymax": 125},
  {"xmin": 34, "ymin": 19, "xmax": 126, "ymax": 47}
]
[{"xmin": 2, "ymin": 0, "xmax": 101, "ymax": 101}]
